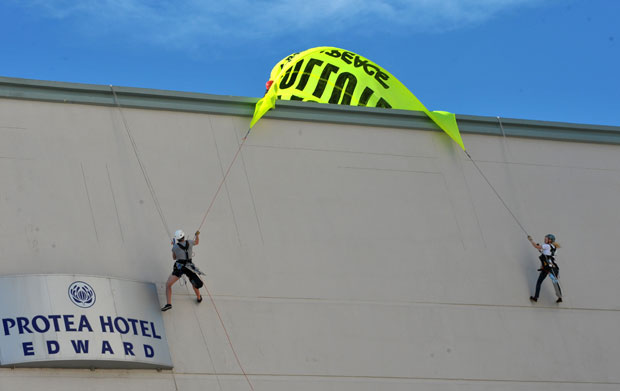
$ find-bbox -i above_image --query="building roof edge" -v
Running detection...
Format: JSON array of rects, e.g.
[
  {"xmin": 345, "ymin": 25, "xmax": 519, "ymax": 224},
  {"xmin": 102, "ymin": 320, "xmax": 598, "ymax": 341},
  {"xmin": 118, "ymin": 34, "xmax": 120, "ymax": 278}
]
[{"xmin": 2, "ymin": 76, "xmax": 619, "ymax": 145}]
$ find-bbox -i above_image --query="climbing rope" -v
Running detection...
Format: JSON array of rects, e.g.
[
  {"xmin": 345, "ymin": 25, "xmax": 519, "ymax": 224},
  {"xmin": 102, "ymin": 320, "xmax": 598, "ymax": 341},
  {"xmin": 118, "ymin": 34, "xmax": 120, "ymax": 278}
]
[
  {"xmin": 192, "ymin": 124, "xmax": 255, "ymax": 390},
  {"xmin": 183, "ymin": 280, "xmax": 224, "ymax": 391},
  {"xmin": 497, "ymin": 116, "xmax": 507, "ymax": 138},
  {"xmin": 110, "ymin": 86, "xmax": 172, "ymax": 239},
  {"xmin": 112, "ymin": 87, "xmax": 254, "ymax": 389},
  {"xmin": 196, "ymin": 127, "xmax": 252, "ymax": 232},
  {"xmin": 463, "ymin": 137, "xmax": 530, "ymax": 237},
  {"xmin": 202, "ymin": 281, "xmax": 255, "ymax": 391}
]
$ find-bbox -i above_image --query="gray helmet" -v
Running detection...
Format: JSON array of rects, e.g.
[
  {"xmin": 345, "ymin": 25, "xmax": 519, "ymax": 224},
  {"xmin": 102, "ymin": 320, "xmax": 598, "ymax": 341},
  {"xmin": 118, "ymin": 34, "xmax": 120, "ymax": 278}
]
[{"xmin": 545, "ymin": 234, "xmax": 556, "ymax": 242}]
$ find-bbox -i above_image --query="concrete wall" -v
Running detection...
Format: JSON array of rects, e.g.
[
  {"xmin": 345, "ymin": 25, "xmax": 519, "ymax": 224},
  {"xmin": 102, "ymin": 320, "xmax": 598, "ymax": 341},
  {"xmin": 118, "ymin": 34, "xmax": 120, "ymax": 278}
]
[{"xmin": 1, "ymin": 96, "xmax": 619, "ymax": 390}]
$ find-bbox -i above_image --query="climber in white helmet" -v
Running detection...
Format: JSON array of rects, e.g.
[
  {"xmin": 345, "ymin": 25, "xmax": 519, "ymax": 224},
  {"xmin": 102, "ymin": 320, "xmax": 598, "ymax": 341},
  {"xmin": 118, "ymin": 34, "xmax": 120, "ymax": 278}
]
[{"xmin": 161, "ymin": 229, "xmax": 202, "ymax": 311}]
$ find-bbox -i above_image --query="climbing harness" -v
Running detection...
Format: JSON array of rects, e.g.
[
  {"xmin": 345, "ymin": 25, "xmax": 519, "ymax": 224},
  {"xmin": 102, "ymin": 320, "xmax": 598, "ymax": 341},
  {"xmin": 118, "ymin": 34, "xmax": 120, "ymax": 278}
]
[
  {"xmin": 176, "ymin": 240, "xmax": 193, "ymax": 262},
  {"xmin": 539, "ymin": 244, "xmax": 559, "ymax": 272},
  {"xmin": 540, "ymin": 244, "xmax": 562, "ymax": 299}
]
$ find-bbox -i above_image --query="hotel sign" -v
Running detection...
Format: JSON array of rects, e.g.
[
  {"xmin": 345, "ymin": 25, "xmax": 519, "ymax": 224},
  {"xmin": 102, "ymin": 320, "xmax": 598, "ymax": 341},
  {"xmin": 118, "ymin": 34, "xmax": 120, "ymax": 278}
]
[{"xmin": 0, "ymin": 275, "xmax": 173, "ymax": 369}]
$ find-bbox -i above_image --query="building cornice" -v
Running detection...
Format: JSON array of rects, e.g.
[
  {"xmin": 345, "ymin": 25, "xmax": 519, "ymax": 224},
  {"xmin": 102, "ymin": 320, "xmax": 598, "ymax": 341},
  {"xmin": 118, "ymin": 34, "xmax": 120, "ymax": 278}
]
[{"xmin": 2, "ymin": 76, "xmax": 619, "ymax": 145}]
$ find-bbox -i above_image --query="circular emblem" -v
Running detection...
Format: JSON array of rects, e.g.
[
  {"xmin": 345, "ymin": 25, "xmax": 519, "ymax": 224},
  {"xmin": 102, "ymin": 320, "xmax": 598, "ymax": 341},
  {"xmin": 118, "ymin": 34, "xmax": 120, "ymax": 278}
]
[{"xmin": 68, "ymin": 281, "xmax": 96, "ymax": 308}]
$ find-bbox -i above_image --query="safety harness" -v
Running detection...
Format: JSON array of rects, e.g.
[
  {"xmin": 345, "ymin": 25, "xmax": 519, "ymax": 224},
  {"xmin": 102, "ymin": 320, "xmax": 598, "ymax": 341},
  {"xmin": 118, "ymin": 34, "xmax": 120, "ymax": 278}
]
[
  {"xmin": 177, "ymin": 240, "xmax": 191, "ymax": 263},
  {"xmin": 174, "ymin": 240, "xmax": 203, "ymax": 288},
  {"xmin": 539, "ymin": 244, "xmax": 558, "ymax": 271}
]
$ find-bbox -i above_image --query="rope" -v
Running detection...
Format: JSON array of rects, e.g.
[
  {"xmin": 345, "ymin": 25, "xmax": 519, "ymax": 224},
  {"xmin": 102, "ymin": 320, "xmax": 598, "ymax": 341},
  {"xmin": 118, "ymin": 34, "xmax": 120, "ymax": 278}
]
[
  {"xmin": 182, "ymin": 121, "xmax": 254, "ymax": 389},
  {"xmin": 181, "ymin": 259, "xmax": 254, "ymax": 390},
  {"xmin": 112, "ymin": 87, "xmax": 253, "ymax": 389},
  {"xmin": 463, "ymin": 149, "xmax": 529, "ymax": 237},
  {"xmin": 110, "ymin": 86, "xmax": 171, "ymax": 239},
  {"xmin": 202, "ymin": 280, "xmax": 255, "ymax": 391},
  {"xmin": 192, "ymin": 125, "xmax": 255, "ymax": 390},
  {"xmin": 196, "ymin": 127, "xmax": 252, "ymax": 232},
  {"xmin": 497, "ymin": 116, "xmax": 507, "ymax": 138},
  {"xmin": 183, "ymin": 281, "xmax": 224, "ymax": 391}
]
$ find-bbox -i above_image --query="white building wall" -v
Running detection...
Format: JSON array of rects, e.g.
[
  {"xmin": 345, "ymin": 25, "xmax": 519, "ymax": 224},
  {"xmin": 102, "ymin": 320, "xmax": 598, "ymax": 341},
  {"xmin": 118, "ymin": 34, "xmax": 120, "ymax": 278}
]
[{"xmin": 0, "ymin": 97, "xmax": 619, "ymax": 390}]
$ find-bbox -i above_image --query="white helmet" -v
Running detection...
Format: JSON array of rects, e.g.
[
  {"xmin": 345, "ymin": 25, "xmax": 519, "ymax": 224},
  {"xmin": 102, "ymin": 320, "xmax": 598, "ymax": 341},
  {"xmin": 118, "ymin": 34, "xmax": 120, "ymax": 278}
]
[{"xmin": 174, "ymin": 230, "xmax": 185, "ymax": 241}]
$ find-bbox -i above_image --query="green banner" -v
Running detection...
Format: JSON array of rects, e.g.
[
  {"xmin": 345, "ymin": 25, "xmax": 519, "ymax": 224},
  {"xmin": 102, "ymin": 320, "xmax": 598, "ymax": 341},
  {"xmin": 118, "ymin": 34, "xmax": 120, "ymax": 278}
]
[{"xmin": 251, "ymin": 47, "xmax": 464, "ymax": 150}]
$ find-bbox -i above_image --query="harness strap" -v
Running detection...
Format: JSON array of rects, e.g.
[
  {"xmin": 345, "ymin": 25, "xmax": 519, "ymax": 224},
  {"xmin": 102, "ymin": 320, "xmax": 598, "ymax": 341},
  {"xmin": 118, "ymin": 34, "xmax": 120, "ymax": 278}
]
[
  {"xmin": 177, "ymin": 241, "xmax": 191, "ymax": 261},
  {"xmin": 539, "ymin": 244, "xmax": 558, "ymax": 270}
]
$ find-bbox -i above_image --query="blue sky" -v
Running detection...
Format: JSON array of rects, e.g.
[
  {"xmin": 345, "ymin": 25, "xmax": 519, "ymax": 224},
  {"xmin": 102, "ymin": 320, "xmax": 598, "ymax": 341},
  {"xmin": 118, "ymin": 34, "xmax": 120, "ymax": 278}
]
[{"xmin": 1, "ymin": 0, "xmax": 618, "ymax": 126}]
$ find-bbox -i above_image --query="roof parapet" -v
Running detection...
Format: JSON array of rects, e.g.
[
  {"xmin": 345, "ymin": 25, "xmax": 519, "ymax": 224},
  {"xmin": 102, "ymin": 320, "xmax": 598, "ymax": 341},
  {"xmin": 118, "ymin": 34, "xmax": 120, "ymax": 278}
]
[{"xmin": 1, "ymin": 76, "xmax": 619, "ymax": 145}]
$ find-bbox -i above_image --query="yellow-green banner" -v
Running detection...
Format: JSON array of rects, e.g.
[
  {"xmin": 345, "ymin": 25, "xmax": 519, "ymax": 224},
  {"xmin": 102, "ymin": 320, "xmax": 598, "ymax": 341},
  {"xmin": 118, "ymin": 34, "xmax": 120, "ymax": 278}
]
[{"xmin": 251, "ymin": 47, "xmax": 464, "ymax": 150}]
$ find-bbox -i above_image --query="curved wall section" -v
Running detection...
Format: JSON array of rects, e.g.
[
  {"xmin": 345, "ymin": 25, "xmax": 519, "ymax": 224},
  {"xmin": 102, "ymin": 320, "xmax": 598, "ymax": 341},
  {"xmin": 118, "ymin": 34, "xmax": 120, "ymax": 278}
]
[{"xmin": 0, "ymin": 274, "xmax": 172, "ymax": 369}]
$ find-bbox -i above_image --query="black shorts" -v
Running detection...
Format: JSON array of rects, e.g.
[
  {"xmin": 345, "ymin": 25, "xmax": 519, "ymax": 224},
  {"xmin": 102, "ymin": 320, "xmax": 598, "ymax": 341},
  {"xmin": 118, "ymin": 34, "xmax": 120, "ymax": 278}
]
[{"xmin": 172, "ymin": 262, "xmax": 203, "ymax": 289}]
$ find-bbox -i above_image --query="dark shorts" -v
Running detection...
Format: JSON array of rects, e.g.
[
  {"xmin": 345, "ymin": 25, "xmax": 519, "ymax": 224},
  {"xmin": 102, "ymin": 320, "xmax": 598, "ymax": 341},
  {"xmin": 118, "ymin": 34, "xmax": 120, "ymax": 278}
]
[{"xmin": 171, "ymin": 261, "xmax": 203, "ymax": 289}]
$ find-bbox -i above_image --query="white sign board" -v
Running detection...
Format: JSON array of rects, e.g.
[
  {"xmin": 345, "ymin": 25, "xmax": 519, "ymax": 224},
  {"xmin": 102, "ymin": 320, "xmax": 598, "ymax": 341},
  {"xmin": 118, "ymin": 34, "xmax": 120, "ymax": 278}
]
[{"xmin": 0, "ymin": 275, "xmax": 173, "ymax": 369}]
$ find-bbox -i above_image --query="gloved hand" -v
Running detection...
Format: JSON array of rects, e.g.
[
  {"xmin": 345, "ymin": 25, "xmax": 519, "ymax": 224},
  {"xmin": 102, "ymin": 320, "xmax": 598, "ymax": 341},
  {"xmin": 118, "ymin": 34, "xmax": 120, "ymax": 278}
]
[{"xmin": 195, "ymin": 230, "xmax": 200, "ymax": 236}]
